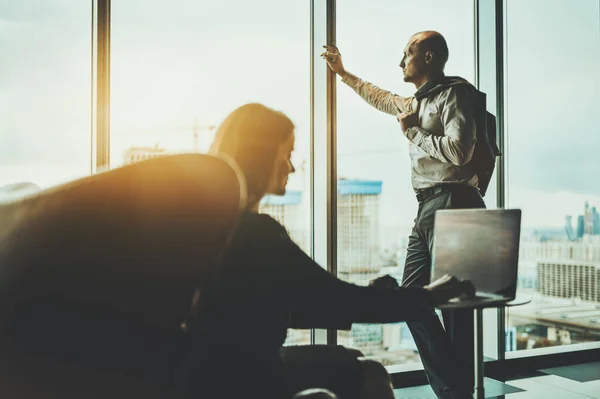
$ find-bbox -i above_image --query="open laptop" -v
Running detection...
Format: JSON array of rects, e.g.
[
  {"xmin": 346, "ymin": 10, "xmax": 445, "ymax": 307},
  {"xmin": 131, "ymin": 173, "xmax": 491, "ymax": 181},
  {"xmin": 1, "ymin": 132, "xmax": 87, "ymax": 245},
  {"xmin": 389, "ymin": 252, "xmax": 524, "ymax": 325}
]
[{"xmin": 430, "ymin": 209, "xmax": 522, "ymax": 309}]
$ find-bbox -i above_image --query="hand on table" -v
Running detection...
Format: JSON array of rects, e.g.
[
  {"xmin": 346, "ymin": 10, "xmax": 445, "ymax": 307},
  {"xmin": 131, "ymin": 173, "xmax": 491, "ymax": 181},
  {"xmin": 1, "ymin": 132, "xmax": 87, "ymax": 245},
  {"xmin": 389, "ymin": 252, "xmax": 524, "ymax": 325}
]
[{"xmin": 425, "ymin": 274, "xmax": 475, "ymax": 305}]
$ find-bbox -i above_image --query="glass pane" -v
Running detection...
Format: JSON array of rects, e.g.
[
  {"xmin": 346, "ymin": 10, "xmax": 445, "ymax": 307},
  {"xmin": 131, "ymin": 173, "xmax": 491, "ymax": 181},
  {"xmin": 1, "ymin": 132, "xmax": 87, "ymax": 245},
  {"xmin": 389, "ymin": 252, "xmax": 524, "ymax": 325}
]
[
  {"xmin": 111, "ymin": 1, "xmax": 311, "ymax": 345},
  {"xmin": 505, "ymin": 0, "xmax": 600, "ymax": 352},
  {"xmin": 0, "ymin": 1, "xmax": 92, "ymax": 189},
  {"xmin": 336, "ymin": 0, "xmax": 475, "ymax": 366}
]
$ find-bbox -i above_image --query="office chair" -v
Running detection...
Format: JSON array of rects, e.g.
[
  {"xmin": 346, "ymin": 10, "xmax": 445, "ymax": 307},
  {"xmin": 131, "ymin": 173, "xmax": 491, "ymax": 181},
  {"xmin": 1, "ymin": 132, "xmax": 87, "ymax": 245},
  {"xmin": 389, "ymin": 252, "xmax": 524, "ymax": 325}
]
[{"xmin": 0, "ymin": 154, "xmax": 245, "ymax": 398}]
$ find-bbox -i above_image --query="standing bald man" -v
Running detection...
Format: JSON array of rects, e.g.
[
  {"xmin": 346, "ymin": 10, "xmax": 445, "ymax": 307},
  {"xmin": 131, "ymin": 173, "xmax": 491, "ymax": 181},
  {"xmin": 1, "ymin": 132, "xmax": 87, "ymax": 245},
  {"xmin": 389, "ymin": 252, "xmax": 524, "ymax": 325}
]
[{"xmin": 322, "ymin": 31, "xmax": 486, "ymax": 399}]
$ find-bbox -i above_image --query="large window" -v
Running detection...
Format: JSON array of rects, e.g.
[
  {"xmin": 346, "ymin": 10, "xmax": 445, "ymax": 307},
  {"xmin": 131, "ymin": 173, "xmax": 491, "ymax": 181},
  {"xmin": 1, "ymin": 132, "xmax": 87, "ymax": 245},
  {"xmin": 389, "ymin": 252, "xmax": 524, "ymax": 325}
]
[
  {"xmin": 111, "ymin": 0, "xmax": 312, "ymax": 345},
  {"xmin": 4, "ymin": 0, "xmax": 599, "ymax": 380},
  {"xmin": 0, "ymin": 0, "xmax": 92, "ymax": 189},
  {"xmin": 505, "ymin": 0, "xmax": 600, "ymax": 353},
  {"xmin": 336, "ymin": 0, "xmax": 475, "ymax": 366}
]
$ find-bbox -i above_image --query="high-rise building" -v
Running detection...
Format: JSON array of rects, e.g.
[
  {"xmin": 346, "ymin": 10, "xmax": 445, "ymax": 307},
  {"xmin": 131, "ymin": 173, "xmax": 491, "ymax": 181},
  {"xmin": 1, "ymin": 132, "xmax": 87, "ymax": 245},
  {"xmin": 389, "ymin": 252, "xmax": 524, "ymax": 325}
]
[
  {"xmin": 520, "ymin": 235, "xmax": 600, "ymax": 264},
  {"xmin": 592, "ymin": 207, "xmax": 600, "ymax": 235},
  {"xmin": 518, "ymin": 231, "xmax": 600, "ymax": 295},
  {"xmin": 565, "ymin": 215, "xmax": 575, "ymax": 241},
  {"xmin": 584, "ymin": 202, "xmax": 594, "ymax": 236},
  {"xmin": 537, "ymin": 261, "xmax": 599, "ymax": 302},
  {"xmin": 512, "ymin": 229, "xmax": 600, "ymax": 348},
  {"xmin": 577, "ymin": 215, "xmax": 585, "ymax": 239},
  {"xmin": 337, "ymin": 179, "xmax": 383, "ymax": 279},
  {"xmin": 571, "ymin": 202, "xmax": 600, "ymax": 238}
]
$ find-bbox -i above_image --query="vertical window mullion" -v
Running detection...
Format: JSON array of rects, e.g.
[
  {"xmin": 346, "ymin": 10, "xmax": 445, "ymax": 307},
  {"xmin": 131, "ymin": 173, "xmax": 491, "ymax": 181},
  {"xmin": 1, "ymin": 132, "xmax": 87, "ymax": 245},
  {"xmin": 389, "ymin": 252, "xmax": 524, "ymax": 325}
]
[{"xmin": 96, "ymin": 0, "xmax": 110, "ymax": 172}]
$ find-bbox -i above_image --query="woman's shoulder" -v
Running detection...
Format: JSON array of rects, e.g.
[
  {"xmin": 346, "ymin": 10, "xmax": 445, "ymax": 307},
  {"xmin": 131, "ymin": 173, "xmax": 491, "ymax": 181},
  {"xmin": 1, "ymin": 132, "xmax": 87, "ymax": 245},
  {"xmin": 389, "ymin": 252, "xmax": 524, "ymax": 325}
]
[
  {"xmin": 224, "ymin": 212, "xmax": 295, "ymax": 266},
  {"xmin": 237, "ymin": 211, "xmax": 289, "ymax": 237}
]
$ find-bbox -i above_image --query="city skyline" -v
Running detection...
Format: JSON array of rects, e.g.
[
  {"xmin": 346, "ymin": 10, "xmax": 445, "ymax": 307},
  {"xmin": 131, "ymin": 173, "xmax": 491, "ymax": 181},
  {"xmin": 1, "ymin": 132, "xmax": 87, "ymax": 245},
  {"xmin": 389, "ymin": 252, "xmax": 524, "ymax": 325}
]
[
  {"xmin": 2, "ymin": 0, "xmax": 600, "ymax": 384},
  {"xmin": 261, "ymin": 166, "xmax": 600, "ymax": 356}
]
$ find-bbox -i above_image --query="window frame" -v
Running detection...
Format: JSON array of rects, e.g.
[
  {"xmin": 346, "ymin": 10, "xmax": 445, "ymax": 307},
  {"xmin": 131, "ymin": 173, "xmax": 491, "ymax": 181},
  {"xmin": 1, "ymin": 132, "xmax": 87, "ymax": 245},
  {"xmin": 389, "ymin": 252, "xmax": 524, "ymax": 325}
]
[{"xmin": 90, "ymin": 0, "xmax": 600, "ymax": 383}]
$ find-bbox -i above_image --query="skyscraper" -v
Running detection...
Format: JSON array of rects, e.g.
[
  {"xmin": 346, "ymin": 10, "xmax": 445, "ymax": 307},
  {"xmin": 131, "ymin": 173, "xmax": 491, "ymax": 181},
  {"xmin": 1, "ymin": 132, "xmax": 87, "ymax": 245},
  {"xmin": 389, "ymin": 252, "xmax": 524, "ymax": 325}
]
[
  {"xmin": 565, "ymin": 215, "xmax": 574, "ymax": 241},
  {"xmin": 577, "ymin": 215, "xmax": 585, "ymax": 239},
  {"xmin": 537, "ymin": 261, "xmax": 599, "ymax": 302},
  {"xmin": 571, "ymin": 202, "xmax": 600, "ymax": 239},
  {"xmin": 592, "ymin": 207, "xmax": 600, "ymax": 235},
  {"xmin": 584, "ymin": 202, "xmax": 594, "ymax": 236},
  {"xmin": 337, "ymin": 179, "xmax": 383, "ymax": 280}
]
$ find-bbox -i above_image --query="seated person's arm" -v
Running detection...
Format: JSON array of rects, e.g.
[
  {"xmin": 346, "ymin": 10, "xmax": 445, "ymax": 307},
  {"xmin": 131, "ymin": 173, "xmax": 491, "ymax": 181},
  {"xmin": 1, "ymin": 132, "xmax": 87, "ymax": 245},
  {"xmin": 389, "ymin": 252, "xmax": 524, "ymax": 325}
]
[{"xmin": 274, "ymin": 230, "xmax": 452, "ymax": 329}]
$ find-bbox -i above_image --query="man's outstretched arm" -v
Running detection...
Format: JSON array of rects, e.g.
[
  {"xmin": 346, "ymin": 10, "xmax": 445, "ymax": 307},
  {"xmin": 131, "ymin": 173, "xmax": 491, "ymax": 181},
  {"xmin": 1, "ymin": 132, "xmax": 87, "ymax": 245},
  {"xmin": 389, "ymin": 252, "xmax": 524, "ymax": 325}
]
[{"xmin": 321, "ymin": 44, "xmax": 413, "ymax": 115}]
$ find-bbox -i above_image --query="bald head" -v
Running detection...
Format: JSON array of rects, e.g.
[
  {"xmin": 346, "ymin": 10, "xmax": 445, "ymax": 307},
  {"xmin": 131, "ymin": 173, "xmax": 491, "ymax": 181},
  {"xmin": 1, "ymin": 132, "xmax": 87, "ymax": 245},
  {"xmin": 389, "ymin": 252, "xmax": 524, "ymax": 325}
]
[
  {"xmin": 400, "ymin": 30, "xmax": 449, "ymax": 87},
  {"xmin": 408, "ymin": 30, "xmax": 449, "ymax": 71}
]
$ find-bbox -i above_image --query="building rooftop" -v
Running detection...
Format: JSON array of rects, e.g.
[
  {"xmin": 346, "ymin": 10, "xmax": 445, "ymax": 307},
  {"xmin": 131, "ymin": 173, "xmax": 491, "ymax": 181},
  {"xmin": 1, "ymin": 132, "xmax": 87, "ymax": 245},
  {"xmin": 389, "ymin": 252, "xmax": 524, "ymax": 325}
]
[
  {"xmin": 262, "ymin": 190, "xmax": 303, "ymax": 206},
  {"xmin": 538, "ymin": 259, "xmax": 600, "ymax": 268},
  {"xmin": 338, "ymin": 179, "xmax": 383, "ymax": 196}
]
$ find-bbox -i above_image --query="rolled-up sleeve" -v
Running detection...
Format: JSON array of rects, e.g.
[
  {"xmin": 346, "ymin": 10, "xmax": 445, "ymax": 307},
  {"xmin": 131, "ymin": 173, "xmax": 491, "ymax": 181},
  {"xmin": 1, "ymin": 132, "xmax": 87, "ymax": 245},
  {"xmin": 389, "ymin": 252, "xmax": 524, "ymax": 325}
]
[{"xmin": 342, "ymin": 74, "xmax": 412, "ymax": 115}]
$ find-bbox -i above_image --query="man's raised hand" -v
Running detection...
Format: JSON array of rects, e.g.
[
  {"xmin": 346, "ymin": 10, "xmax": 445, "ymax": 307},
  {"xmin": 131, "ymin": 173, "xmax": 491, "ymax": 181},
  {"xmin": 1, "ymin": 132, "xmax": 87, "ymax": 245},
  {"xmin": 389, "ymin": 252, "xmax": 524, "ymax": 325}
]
[{"xmin": 321, "ymin": 44, "xmax": 346, "ymax": 76}]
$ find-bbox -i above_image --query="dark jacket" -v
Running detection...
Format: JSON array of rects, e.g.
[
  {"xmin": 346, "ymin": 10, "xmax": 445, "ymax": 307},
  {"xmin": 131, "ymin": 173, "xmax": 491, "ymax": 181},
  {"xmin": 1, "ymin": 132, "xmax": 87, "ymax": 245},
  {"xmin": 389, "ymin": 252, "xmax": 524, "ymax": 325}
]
[{"xmin": 185, "ymin": 211, "xmax": 431, "ymax": 398}]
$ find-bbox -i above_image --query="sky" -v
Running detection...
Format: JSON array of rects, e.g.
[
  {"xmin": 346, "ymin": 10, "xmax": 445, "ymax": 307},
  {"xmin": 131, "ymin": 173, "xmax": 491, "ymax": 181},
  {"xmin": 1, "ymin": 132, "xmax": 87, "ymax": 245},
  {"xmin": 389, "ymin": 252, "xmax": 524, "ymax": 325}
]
[{"xmin": 1, "ymin": 0, "xmax": 599, "ymax": 233}]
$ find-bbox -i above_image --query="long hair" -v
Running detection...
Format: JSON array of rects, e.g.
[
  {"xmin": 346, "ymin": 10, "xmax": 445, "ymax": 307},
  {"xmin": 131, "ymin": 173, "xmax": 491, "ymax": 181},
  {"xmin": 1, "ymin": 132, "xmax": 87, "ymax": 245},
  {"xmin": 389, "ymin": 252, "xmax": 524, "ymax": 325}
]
[{"xmin": 209, "ymin": 103, "xmax": 294, "ymax": 208}]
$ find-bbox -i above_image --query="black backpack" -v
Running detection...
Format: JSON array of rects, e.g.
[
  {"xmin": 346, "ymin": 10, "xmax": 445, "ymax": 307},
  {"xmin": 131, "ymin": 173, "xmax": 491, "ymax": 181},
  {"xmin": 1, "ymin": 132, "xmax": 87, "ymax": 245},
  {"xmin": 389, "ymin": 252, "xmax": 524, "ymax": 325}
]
[
  {"xmin": 469, "ymin": 91, "xmax": 501, "ymax": 197},
  {"xmin": 414, "ymin": 77, "xmax": 501, "ymax": 197}
]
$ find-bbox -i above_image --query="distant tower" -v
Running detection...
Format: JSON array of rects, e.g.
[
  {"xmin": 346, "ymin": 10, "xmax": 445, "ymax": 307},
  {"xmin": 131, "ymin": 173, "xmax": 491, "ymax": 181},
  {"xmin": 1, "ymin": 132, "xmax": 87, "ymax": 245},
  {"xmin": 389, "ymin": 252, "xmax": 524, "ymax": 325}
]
[
  {"xmin": 584, "ymin": 202, "xmax": 594, "ymax": 236},
  {"xmin": 565, "ymin": 215, "xmax": 575, "ymax": 241},
  {"xmin": 592, "ymin": 207, "xmax": 600, "ymax": 235},
  {"xmin": 577, "ymin": 215, "xmax": 585, "ymax": 239}
]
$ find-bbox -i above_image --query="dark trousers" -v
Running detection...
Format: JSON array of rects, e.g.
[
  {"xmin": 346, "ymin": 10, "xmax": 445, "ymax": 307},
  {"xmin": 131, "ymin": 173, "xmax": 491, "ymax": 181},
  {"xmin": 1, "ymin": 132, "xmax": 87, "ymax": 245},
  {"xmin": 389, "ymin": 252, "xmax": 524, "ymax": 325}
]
[{"xmin": 402, "ymin": 184, "xmax": 485, "ymax": 399}]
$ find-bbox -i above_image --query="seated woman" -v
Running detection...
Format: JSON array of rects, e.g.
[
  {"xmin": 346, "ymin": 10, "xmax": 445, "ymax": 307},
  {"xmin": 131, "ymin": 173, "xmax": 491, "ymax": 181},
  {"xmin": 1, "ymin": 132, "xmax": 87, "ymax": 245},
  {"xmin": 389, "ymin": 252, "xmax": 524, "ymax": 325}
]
[{"xmin": 182, "ymin": 103, "xmax": 473, "ymax": 399}]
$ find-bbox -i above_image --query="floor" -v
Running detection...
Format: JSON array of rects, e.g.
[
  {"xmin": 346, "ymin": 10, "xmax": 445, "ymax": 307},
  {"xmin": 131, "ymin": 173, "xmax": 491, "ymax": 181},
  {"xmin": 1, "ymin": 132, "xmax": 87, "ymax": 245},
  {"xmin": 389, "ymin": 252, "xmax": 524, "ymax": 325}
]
[{"xmin": 394, "ymin": 361, "xmax": 600, "ymax": 398}]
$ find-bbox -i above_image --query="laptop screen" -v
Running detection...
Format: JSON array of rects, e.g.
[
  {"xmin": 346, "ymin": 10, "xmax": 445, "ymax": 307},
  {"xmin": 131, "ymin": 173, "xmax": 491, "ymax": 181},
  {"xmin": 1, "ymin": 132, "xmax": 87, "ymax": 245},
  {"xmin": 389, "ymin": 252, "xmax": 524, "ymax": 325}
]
[{"xmin": 431, "ymin": 209, "xmax": 521, "ymax": 298}]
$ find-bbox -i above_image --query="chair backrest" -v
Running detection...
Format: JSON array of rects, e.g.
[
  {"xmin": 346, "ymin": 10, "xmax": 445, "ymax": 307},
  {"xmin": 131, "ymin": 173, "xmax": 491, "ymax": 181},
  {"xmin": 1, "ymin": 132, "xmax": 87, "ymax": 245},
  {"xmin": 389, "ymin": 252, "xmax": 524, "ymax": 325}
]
[{"xmin": 0, "ymin": 153, "xmax": 244, "ymax": 398}]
